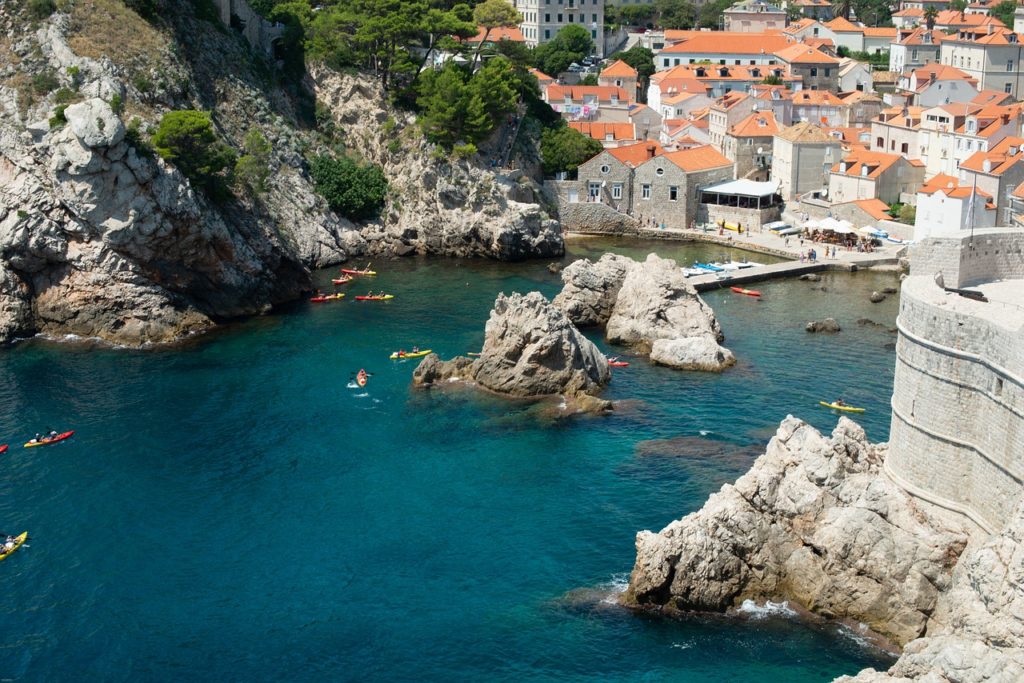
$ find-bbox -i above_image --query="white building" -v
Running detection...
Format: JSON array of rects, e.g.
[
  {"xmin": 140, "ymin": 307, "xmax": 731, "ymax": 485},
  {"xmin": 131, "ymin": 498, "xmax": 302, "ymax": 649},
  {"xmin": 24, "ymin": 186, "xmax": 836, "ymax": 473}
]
[
  {"xmin": 940, "ymin": 30, "xmax": 1024, "ymax": 98},
  {"xmin": 914, "ymin": 173, "xmax": 995, "ymax": 239},
  {"xmin": 513, "ymin": 0, "xmax": 605, "ymax": 55}
]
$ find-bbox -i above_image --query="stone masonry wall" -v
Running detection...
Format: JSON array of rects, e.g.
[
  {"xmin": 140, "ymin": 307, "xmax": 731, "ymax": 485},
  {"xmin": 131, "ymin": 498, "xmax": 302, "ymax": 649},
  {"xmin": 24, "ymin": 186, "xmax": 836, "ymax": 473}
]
[
  {"xmin": 213, "ymin": 0, "xmax": 285, "ymax": 56},
  {"xmin": 888, "ymin": 263, "xmax": 1024, "ymax": 533},
  {"xmin": 910, "ymin": 230, "xmax": 1024, "ymax": 288}
]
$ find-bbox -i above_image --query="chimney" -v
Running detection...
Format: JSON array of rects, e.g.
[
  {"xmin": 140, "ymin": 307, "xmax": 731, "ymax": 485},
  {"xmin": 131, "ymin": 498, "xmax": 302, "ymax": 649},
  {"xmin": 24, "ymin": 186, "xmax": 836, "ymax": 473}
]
[
  {"xmin": 929, "ymin": 72, "xmax": 936, "ymax": 83},
  {"xmin": 983, "ymin": 158, "xmax": 992, "ymax": 172},
  {"xmin": 646, "ymin": 142, "xmax": 658, "ymax": 159}
]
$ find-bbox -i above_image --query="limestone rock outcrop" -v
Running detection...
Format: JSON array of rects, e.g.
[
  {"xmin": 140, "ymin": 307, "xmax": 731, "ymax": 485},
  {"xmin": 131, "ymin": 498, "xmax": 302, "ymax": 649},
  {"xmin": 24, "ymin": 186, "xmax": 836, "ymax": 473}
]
[
  {"xmin": 837, "ymin": 499, "xmax": 1024, "ymax": 682},
  {"xmin": 807, "ymin": 318, "xmax": 842, "ymax": 333},
  {"xmin": 0, "ymin": 5, "xmax": 562, "ymax": 345},
  {"xmin": 552, "ymin": 253, "xmax": 633, "ymax": 327},
  {"xmin": 554, "ymin": 253, "xmax": 734, "ymax": 371},
  {"xmin": 624, "ymin": 416, "xmax": 969, "ymax": 647},
  {"xmin": 413, "ymin": 292, "xmax": 611, "ymax": 407},
  {"xmin": 309, "ymin": 68, "xmax": 563, "ymax": 261}
]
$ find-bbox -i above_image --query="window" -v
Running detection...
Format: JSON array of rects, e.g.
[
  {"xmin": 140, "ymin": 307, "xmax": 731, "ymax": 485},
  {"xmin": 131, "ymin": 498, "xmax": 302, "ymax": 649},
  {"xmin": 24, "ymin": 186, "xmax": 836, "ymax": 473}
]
[
  {"xmin": 557, "ymin": 13, "xmax": 562, "ymax": 22},
  {"xmin": 876, "ymin": 137, "xmax": 884, "ymax": 148},
  {"xmin": 901, "ymin": 143, "xmax": 908, "ymax": 154},
  {"xmin": 810, "ymin": 67, "xmax": 818, "ymax": 77},
  {"xmin": 545, "ymin": 29, "xmax": 550, "ymax": 39},
  {"xmin": 545, "ymin": 12, "xmax": 550, "ymax": 21},
  {"xmin": 588, "ymin": 182, "xmax": 600, "ymax": 197},
  {"xmin": 1008, "ymin": 60, "xmax": 1015, "ymax": 72},
  {"xmin": 824, "ymin": 68, "xmax": 830, "ymax": 76},
  {"xmin": 641, "ymin": 184, "xmax": 651, "ymax": 199},
  {"xmin": 612, "ymin": 183, "xmax": 623, "ymax": 199},
  {"xmin": 670, "ymin": 186, "xmax": 678, "ymax": 201},
  {"xmin": 912, "ymin": 49, "xmax": 918, "ymax": 60},
  {"xmin": 600, "ymin": 164, "xmax": 610, "ymax": 174},
  {"xmin": 567, "ymin": 14, "xmax": 572, "ymax": 22},
  {"xmin": 592, "ymin": 13, "xmax": 597, "ymax": 22},
  {"xmin": 1006, "ymin": 83, "xmax": 1014, "ymax": 93},
  {"xmin": 655, "ymin": 167, "xmax": 664, "ymax": 176}
]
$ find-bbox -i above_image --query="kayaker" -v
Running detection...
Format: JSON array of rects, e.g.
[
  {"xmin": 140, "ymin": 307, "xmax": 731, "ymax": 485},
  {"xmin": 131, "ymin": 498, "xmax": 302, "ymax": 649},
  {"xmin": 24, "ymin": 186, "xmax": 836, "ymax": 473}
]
[
  {"xmin": 412, "ymin": 346, "xmax": 419, "ymax": 353},
  {"xmin": 3, "ymin": 536, "xmax": 15, "ymax": 552},
  {"xmin": 835, "ymin": 398, "xmax": 846, "ymax": 407}
]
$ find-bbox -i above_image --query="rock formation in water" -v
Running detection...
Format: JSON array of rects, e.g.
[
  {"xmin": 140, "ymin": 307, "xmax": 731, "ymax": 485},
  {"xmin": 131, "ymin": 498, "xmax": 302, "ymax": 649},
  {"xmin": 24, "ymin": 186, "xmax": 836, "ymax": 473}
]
[
  {"xmin": 0, "ymin": 4, "xmax": 560, "ymax": 346},
  {"xmin": 624, "ymin": 416, "xmax": 970, "ymax": 646},
  {"xmin": 413, "ymin": 291, "xmax": 611, "ymax": 409},
  {"xmin": 553, "ymin": 253, "xmax": 734, "ymax": 371}
]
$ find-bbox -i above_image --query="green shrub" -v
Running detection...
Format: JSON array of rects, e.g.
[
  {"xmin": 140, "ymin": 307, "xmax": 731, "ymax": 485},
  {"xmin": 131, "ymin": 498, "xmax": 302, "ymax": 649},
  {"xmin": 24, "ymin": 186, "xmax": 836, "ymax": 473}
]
[
  {"xmin": 234, "ymin": 128, "xmax": 272, "ymax": 195},
  {"xmin": 540, "ymin": 124, "xmax": 603, "ymax": 177},
  {"xmin": 452, "ymin": 142, "xmax": 477, "ymax": 159},
  {"xmin": 32, "ymin": 71, "xmax": 59, "ymax": 95},
  {"xmin": 27, "ymin": 0, "xmax": 56, "ymax": 20},
  {"xmin": 53, "ymin": 87, "xmax": 76, "ymax": 104},
  {"xmin": 66, "ymin": 65, "xmax": 81, "ymax": 89},
  {"xmin": 49, "ymin": 104, "xmax": 68, "ymax": 129},
  {"xmin": 132, "ymin": 74, "xmax": 153, "ymax": 94},
  {"xmin": 386, "ymin": 138, "xmax": 402, "ymax": 155},
  {"xmin": 109, "ymin": 93, "xmax": 123, "ymax": 114},
  {"xmin": 309, "ymin": 154, "xmax": 388, "ymax": 222},
  {"xmin": 152, "ymin": 110, "xmax": 236, "ymax": 192},
  {"xmin": 125, "ymin": 117, "xmax": 154, "ymax": 157}
]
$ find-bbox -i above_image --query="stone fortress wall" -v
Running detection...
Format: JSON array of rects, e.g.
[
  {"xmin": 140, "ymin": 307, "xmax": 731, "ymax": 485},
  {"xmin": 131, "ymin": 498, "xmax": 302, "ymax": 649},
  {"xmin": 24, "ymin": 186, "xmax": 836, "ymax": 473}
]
[
  {"xmin": 888, "ymin": 229, "xmax": 1024, "ymax": 533},
  {"xmin": 213, "ymin": 0, "xmax": 285, "ymax": 57}
]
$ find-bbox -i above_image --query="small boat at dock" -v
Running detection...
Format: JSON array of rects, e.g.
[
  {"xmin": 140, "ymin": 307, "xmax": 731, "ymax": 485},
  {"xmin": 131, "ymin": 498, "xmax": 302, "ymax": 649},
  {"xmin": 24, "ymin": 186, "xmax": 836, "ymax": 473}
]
[{"xmin": 730, "ymin": 286, "xmax": 761, "ymax": 297}]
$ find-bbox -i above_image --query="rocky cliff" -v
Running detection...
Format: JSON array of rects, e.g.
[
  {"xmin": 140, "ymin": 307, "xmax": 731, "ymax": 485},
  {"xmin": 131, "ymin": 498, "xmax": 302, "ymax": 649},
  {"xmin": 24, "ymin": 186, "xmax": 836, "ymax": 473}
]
[
  {"xmin": 625, "ymin": 415, "xmax": 1024, "ymax": 681},
  {"xmin": 554, "ymin": 253, "xmax": 734, "ymax": 371},
  {"xmin": 0, "ymin": 2, "xmax": 560, "ymax": 345},
  {"xmin": 413, "ymin": 291, "xmax": 611, "ymax": 410}
]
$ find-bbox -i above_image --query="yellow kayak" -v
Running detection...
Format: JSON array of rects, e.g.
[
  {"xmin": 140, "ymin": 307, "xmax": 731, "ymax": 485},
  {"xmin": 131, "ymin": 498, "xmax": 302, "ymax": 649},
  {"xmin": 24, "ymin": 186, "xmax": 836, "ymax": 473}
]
[
  {"xmin": 819, "ymin": 401, "xmax": 865, "ymax": 413},
  {"xmin": 390, "ymin": 349, "xmax": 432, "ymax": 360},
  {"xmin": 0, "ymin": 532, "xmax": 28, "ymax": 561}
]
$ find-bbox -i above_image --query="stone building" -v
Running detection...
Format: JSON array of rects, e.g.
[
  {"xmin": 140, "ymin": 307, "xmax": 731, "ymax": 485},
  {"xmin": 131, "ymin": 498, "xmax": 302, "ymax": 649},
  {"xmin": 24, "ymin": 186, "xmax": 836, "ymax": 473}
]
[
  {"xmin": 774, "ymin": 43, "xmax": 841, "ymax": 91},
  {"xmin": 569, "ymin": 142, "xmax": 733, "ymax": 228},
  {"xmin": 723, "ymin": 0, "xmax": 787, "ymax": 32},
  {"xmin": 914, "ymin": 173, "xmax": 996, "ymax": 239},
  {"xmin": 723, "ymin": 110, "xmax": 780, "ymax": 180},
  {"xmin": 598, "ymin": 60, "xmax": 639, "ymax": 101},
  {"xmin": 708, "ymin": 92, "xmax": 756, "ymax": 151},
  {"xmin": 828, "ymin": 150, "xmax": 926, "ymax": 204},
  {"xmin": 939, "ymin": 29, "xmax": 1024, "ymax": 98},
  {"xmin": 771, "ymin": 121, "xmax": 842, "ymax": 200},
  {"xmin": 889, "ymin": 229, "xmax": 1024, "ymax": 534},
  {"xmin": 888, "ymin": 27, "xmax": 946, "ymax": 75}
]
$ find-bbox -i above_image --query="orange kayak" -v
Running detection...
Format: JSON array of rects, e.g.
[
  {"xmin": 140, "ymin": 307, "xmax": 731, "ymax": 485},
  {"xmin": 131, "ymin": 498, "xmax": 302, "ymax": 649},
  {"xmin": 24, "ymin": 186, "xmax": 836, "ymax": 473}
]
[{"xmin": 730, "ymin": 286, "xmax": 761, "ymax": 297}]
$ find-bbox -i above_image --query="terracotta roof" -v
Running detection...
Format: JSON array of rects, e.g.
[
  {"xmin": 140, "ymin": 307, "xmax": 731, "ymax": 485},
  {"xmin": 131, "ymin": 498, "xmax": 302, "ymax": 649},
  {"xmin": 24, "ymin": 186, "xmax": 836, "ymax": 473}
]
[
  {"xmin": 658, "ymin": 145, "xmax": 733, "ymax": 172},
  {"xmin": 972, "ymin": 89, "xmax": 1015, "ymax": 106},
  {"xmin": 775, "ymin": 121, "xmax": 836, "ymax": 142},
  {"xmin": 569, "ymin": 122, "xmax": 637, "ymax": 142},
  {"xmin": 862, "ymin": 27, "xmax": 897, "ymax": 38},
  {"xmin": 774, "ymin": 43, "xmax": 840, "ymax": 64},
  {"xmin": 893, "ymin": 8, "xmax": 924, "ymax": 17},
  {"xmin": 919, "ymin": 173, "xmax": 993, "ymax": 198},
  {"xmin": 954, "ymin": 105, "xmax": 1023, "ymax": 138},
  {"xmin": 663, "ymin": 91, "xmax": 703, "ymax": 105},
  {"xmin": 832, "ymin": 150, "xmax": 919, "ymax": 179},
  {"xmin": 793, "ymin": 0, "xmax": 832, "ymax": 6},
  {"xmin": 660, "ymin": 33, "xmax": 791, "ymax": 54},
  {"xmin": 607, "ymin": 141, "xmax": 665, "ymax": 167},
  {"xmin": 711, "ymin": 91, "xmax": 751, "ymax": 111},
  {"xmin": 467, "ymin": 25, "xmax": 523, "ymax": 43},
  {"xmin": 872, "ymin": 70, "xmax": 899, "ymax": 84},
  {"xmin": 895, "ymin": 28, "xmax": 948, "ymax": 46},
  {"xmin": 601, "ymin": 60, "xmax": 639, "ymax": 79},
  {"xmin": 934, "ymin": 10, "xmax": 1006, "ymax": 28},
  {"xmin": 529, "ymin": 68, "xmax": 554, "ymax": 83},
  {"xmin": 853, "ymin": 198, "xmax": 892, "ymax": 221},
  {"xmin": 960, "ymin": 136, "xmax": 1024, "ymax": 175},
  {"xmin": 826, "ymin": 126, "xmax": 871, "ymax": 146},
  {"xmin": 729, "ymin": 111, "xmax": 780, "ymax": 137},
  {"xmin": 653, "ymin": 64, "xmax": 797, "ymax": 85},
  {"xmin": 1012, "ymin": 179, "xmax": 1024, "ymax": 199},
  {"xmin": 839, "ymin": 90, "xmax": 881, "ymax": 104},
  {"xmin": 826, "ymin": 17, "xmax": 862, "ymax": 32},
  {"xmin": 546, "ymin": 85, "xmax": 631, "ymax": 104},
  {"xmin": 790, "ymin": 90, "xmax": 845, "ymax": 105},
  {"xmin": 784, "ymin": 18, "xmax": 818, "ymax": 33},
  {"xmin": 970, "ymin": 31, "xmax": 1023, "ymax": 46}
]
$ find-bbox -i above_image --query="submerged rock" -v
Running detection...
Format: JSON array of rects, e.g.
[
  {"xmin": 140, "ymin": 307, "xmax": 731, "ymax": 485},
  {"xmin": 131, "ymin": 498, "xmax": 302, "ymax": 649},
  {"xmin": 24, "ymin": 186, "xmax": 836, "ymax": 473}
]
[
  {"xmin": 799, "ymin": 273, "xmax": 821, "ymax": 282},
  {"xmin": 870, "ymin": 291, "xmax": 886, "ymax": 303},
  {"xmin": 413, "ymin": 292, "xmax": 610, "ymax": 408},
  {"xmin": 806, "ymin": 318, "xmax": 841, "ymax": 333},
  {"xmin": 624, "ymin": 416, "xmax": 969, "ymax": 647}
]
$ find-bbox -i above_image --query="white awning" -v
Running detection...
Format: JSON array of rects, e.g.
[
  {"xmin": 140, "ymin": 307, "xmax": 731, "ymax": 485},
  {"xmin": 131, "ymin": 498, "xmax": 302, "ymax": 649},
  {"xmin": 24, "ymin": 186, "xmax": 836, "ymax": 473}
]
[{"xmin": 701, "ymin": 179, "xmax": 780, "ymax": 197}]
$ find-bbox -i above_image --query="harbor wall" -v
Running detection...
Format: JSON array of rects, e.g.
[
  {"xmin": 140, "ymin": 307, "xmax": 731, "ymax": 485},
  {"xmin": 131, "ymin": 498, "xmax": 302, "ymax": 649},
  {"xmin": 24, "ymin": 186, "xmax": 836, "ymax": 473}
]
[{"xmin": 887, "ymin": 232, "xmax": 1024, "ymax": 533}]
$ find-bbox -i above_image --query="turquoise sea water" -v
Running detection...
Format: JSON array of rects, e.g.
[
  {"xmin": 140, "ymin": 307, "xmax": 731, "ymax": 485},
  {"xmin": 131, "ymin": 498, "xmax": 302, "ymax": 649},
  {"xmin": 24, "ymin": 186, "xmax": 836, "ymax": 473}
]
[{"xmin": 0, "ymin": 239, "xmax": 901, "ymax": 681}]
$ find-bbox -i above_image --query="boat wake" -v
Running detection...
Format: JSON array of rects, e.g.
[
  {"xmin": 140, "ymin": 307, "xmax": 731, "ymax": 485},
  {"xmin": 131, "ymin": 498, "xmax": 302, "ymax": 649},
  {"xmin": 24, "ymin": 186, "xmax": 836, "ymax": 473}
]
[
  {"xmin": 346, "ymin": 381, "xmax": 360, "ymax": 389},
  {"xmin": 699, "ymin": 430, "xmax": 711, "ymax": 436},
  {"xmin": 354, "ymin": 392, "xmax": 369, "ymax": 398}
]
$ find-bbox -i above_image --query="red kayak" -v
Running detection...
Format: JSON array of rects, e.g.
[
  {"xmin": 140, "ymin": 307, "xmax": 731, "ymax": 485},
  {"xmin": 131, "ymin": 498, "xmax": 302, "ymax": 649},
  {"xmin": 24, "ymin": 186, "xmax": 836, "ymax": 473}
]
[
  {"xmin": 310, "ymin": 293, "xmax": 345, "ymax": 302},
  {"xmin": 730, "ymin": 286, "xmax": 762, "ymax": 297},
  {"xmin": 331, "ymin": 276, "xmax": 353, "ymax": 285},
  {"xmin": 0, "ymin": 444, "xmax": 7, "ymax": 454},
  {"xmin": 608, "ymin": 357, "xmax": 629, "ymax": 367},
  {"xmin": 24, "ymin": 431, "xmax": 74, "ymax": 448}
]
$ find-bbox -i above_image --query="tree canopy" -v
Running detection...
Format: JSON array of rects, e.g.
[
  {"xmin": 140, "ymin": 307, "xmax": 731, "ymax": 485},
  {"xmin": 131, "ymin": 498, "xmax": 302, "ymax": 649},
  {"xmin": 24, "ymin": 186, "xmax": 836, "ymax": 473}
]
[
  {"xmin": 152, "ymin": 110, "xmax": 236, "ymax": 194},
  {"xmin": 309, "ymin": 154, "xmax": 388, "ymax": 222},
  {"xmin": 540, "ymin": 124, "xmax": 603, "ymax": 177},
  {"xmin": 990, "ymin": 1, "xmax": 1016, "ymax": 29},
  {"xmin": 533, "ymin": 25, "xmax": 595, "ymax": 77}
]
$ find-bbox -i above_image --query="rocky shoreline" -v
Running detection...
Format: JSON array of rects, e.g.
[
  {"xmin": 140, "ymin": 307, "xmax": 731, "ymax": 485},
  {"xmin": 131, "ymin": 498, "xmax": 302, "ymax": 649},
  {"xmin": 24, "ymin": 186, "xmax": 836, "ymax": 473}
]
[
  {"xmin": 624, "ymin": 415, "xmax": 1024, "ymax": 681},
  {"xmin": 0, "ymin": 5, "xmax": 561, "ymax": 347}
]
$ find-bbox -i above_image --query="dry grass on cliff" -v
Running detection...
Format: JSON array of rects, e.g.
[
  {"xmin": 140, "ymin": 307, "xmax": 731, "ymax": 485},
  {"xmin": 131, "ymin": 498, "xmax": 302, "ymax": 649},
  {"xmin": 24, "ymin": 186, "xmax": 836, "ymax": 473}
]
[{"xmin": 67, "ymin": 0, "xmax": 169, "ymax": 72}]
